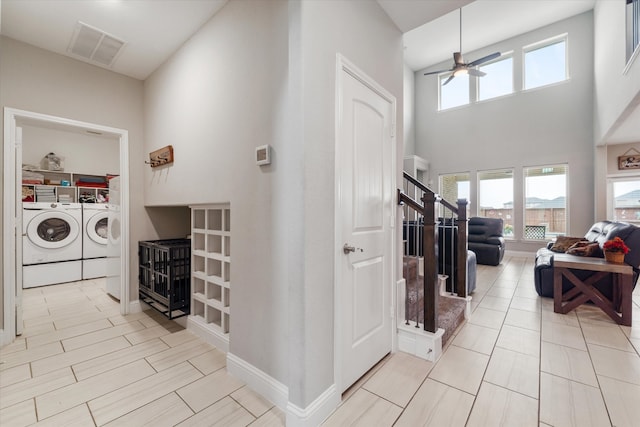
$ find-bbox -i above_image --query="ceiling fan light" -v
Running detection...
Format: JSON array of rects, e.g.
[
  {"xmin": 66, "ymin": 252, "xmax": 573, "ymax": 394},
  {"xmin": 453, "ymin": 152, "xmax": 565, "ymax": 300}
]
[{"xmin": 453, "ymin": 68, "xmax": 468, "ymax": 77}]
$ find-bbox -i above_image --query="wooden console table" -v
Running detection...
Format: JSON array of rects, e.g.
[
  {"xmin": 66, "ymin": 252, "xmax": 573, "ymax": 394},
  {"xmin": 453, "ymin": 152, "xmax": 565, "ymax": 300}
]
[{"xmin": 553, "ymin": 253, "xmax": 632, "ymax": 326}]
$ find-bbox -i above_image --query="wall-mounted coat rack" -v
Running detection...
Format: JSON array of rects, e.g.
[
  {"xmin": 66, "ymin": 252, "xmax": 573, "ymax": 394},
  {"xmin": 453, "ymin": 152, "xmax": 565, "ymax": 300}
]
[{"xmin": 146, "ymin": 145, "xmax": 174, "ymax": 168}]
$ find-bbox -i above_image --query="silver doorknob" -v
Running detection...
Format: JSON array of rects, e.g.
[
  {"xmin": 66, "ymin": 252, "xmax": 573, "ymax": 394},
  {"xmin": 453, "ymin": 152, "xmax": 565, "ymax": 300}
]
[{"xmin": 343, "ymin": 243, "xmax": 363, "ymax": 254}]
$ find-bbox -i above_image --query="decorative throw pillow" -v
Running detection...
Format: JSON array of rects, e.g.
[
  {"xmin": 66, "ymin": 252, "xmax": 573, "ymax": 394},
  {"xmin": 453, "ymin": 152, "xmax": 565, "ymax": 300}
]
[
  {"xmin": 550, "ymin": 236, "xmax": 587, "ymax": 253},
  {"xmin": 566, "ymin": 241, "xmax": 601, "ymax": 257}
]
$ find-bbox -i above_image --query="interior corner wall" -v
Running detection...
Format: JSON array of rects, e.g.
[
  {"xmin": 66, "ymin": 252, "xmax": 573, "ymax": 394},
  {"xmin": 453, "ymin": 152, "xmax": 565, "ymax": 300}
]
[
  {"xmin": 0, "ymin": 36, "xmax": 146, "ymax": 329},
  {"xmin": 143, "ymin": 0, "xmax": 292, "ymax": 393},
  {"xmin": 415, "ymin": 11, "xmax": 594, "ymax": 252},
  {"xmin": 593, "ymin": 1, "xmax": 640, "ymax": 143},
  {"xmin": 294, "ymin": 0, "xmax": 403, "ymax": 409},
  {"xmin": 143, "ymin": 0, "xmax": 403, "ymax": 412}
]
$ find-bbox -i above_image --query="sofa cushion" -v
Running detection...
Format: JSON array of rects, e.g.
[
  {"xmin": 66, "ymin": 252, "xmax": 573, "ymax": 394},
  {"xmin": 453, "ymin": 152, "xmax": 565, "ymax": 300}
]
[
  {"xmin": 550, "ymin": 236, "xmax": 587, "ymax": 253},
  {"xmin": 566, "ymin": 241, "xmax": 601, "ymax": 257},
  {"xmin": 584, "ymin": 221, "xmax": 640, "ymax": 266}
]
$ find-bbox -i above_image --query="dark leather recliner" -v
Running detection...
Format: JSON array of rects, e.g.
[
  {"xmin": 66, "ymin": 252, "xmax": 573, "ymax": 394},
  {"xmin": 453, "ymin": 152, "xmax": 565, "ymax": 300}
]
[
  {"xmin": 534, "ymin": 221, "xmax": 640, "ymax": 299},
  {"xmin": 468, "ymin": 217, "xmax": 506, "ymax": 266}
]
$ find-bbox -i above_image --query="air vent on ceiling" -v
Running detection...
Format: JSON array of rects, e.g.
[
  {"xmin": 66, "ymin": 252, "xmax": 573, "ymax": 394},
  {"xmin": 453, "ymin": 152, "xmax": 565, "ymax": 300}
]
[{"xmin": 68, "ymin": 21, "xmax": 126, "ymax": 67}]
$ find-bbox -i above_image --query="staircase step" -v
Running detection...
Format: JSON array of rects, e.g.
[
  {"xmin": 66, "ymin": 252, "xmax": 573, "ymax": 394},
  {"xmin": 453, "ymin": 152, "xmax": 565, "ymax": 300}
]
[
  {"xmin": 403, "ymin": 256, "xmax": 419, "ymax": 281},
  {"xmin": 404, "ymin": 273, "xmax": 466, "ymax": 346}
]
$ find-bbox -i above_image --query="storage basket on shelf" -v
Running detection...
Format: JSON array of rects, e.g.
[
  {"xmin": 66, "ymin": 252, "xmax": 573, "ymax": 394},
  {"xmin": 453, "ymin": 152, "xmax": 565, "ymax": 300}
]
[{"xmin": 138, "ymin": 239, "xmax": 190, "ymax": 319}]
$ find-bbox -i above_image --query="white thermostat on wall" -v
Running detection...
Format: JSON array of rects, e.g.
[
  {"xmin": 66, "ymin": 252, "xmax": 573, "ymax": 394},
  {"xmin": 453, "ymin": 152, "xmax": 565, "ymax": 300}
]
[{"xmin": 256, "ymin": 145, "xmax": 271, "ymax": 166}]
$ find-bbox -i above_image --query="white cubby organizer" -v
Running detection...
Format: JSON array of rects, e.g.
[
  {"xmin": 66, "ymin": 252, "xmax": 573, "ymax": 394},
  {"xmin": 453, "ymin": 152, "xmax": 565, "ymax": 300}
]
[
  {"xmin": 190, "ymin": 204, "xmax": 231, "ymax": 345},
  {"xmin": 22, "ymin": 170, "xmax": 110, "ymax": 203}
]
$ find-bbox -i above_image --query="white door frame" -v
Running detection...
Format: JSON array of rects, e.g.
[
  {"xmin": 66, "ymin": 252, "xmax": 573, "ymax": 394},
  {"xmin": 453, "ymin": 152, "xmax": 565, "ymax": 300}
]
[
  {"xmin": 2, "ymin": 108, "xmax": 130, "ymax": 346},
  {"xmin": 334, "ymin": 55, "xmax": 397, "ymax": 393}
]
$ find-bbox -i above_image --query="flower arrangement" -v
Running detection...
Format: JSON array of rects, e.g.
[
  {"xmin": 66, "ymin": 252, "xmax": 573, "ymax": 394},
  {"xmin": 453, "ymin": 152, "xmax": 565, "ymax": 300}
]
[{"xmin": 603, "ymin": 237, "xmax": 630, "ymax": 254}]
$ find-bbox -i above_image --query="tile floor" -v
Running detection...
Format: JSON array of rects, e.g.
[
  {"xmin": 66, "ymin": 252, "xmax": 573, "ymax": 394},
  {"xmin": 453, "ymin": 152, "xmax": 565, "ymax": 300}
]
[{"xmin": 1, "ymin": 255, "xmax": 639, "ymax": 426}]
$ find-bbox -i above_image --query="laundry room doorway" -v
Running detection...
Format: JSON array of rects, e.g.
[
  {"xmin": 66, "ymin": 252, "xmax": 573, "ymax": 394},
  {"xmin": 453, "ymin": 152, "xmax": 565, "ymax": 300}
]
[{"xmin": 2, "ymin": 108, "xmax": 130, "ymax": 345}]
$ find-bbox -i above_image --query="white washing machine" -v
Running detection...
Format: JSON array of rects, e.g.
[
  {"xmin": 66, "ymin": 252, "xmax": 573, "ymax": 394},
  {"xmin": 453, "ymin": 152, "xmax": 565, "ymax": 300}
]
[
  {"xmin": 23, "ymin": 202, "xmax": 83, "ymax": 288},
  {"xmin": 82, "ymin": 203, "xmax": 109, "ymax": 279}
]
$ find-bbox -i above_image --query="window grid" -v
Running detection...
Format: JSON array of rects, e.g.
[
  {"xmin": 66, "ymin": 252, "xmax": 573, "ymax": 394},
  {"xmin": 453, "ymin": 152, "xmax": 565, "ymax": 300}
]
[
  {"xmin": 439, "ymin": 172, "xmax": 471, "ymax": 219},
  {"xmin": 439, "ymin": 73, "xmax": 469, "ymax": 111},
  {"xmin": 477, "ymin": 55, "xmax": 514, "ymax": 102},
  {"xmin": 435, "ymin": 34, "xmax": 570, "ymax": 110},
  {"xmin": 524, "ymin": 164, "xmax": 568, "ymax": 239},
  {"xmin": 627, "ymin": 0, "xmax": 640, "ymax": 63},
  {"xmin": 478, "ymin": 169, "xmax": 514, "ymax": 237},
  {"xmin": 523, "ymin": 35, "xmax": 568, "ymax": 90}
]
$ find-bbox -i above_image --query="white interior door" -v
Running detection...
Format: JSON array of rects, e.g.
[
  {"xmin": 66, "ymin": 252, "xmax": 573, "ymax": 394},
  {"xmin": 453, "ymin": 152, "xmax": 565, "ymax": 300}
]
[
  {"xmin": 338, "ymin": 63, "xmax": 394, "ymax": 393},
  {"xmin": 15, "ymin": 126, "xmax": 23, "ymax": 335}
]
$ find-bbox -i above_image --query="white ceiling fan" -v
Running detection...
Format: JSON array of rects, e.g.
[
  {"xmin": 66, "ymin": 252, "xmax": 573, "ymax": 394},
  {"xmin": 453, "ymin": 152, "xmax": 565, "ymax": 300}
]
[{"xmin": 424, "ymin": 7, "xmax": 501, "ymax": 85}]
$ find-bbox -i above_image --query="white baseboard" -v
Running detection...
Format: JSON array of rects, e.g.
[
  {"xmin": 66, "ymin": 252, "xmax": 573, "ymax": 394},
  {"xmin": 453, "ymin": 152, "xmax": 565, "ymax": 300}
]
[
  {"xmin": 226, "ymin": 352, "xmax": 288, "ymax": 410},
  {"xmin": 187, "ymin": 316, "xmax": 229, "ymax": 353},
  {"xmin": 226, "ymin": 352, "xmax": 340, "ymax": 427},
  {"xmin": 0, "ymin": 329, "xmax": 14, "ymax": 347},
  {"xmin": 286, "ymin": 384, "xmax": 340, "ymax": 427},
  {"xmin": 397, "ymin": 323, "xmax": 443, "ymax": 362},
  {"xmin": 129, "ymin": 299, "xmax": 144, "ymax": 313}
]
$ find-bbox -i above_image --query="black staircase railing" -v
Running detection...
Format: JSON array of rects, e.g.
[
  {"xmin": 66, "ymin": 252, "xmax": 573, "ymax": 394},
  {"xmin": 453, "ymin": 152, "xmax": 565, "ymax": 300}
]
[{"xmin": 399, "ymin": 172, "xmax": 468, "ymax": 333}]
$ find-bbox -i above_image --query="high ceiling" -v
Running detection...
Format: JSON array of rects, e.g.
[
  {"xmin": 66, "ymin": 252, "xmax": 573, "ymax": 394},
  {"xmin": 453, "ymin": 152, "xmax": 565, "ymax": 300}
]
[
  {"xmin": 0, "ymin": 0, "xmax": 636, "ymax": 143},
  {"xmin": 395, "ymin": 0, "xmax": 596, "ymax": 71},
  {"xmin": 2, "ymin": 0, "xmax": 596, "ymax": 78},
  {"xmin": 0, "ymin": 0, "xmax": 228, "ymax": 80}
]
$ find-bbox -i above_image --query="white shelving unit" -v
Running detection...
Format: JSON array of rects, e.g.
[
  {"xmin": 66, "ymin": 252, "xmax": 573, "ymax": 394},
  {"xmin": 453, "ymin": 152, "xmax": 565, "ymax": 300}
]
[
  {"xmin": 190, "ymin": 204, "xmax": 231, "ymax": 345},
  {"xmin": 22, "ymin": 170, "xmax": 110, "ymax": 203}
]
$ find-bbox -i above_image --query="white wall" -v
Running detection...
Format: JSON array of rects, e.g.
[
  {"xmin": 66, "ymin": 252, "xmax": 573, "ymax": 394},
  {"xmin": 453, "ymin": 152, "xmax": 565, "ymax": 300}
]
[
  {"xmin": 415, "ymin": 12, "xmax": 594, "ymax": 251},
  {"xmin": 593, "ymin": 1, "xmax": 640, "ymax": 144},
  {"xmin": 0, "ymin": 36, "xmax": 147, "ymax": 328},
  {"xmin": 403, "ymin": 64, "xmax": 416, "ymax": 157},
  {"xmin": 143, "ymin": 0, "xmax": 403, "ymax": 412},
  {"xmin": 144, "ymin": 0, "xmax": 292, "ymax": 397},
  {"xmin": 294, "ymin": 0, "xmax": 403, "ymax": 409},
  {"xmin": 593, "ymin": 1, "xmax": 640, "ymax": 219},
  {"xmin": 22, "ymin": 125, "xmax": 119, "ymax": 175}
]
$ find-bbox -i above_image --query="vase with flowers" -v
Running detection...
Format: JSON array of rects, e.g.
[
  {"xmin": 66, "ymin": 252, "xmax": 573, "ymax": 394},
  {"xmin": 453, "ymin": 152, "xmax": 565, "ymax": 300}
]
[{"xmin": 602, "ymin": 236, "xmax": 630, "ymax": 263}]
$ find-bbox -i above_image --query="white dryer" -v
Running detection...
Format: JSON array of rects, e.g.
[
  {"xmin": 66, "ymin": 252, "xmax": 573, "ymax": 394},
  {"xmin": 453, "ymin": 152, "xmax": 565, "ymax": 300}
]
[
  {"xmin": 82, "ymin": 203, "xmax": 109, "ymax": 279},
  {"xmin": 105, "ymin": 176, "xmax": 121, "ymax": 299},
  {"xmin": 22, "ymin": 202, "xmax": 83, "ymax": 288}
]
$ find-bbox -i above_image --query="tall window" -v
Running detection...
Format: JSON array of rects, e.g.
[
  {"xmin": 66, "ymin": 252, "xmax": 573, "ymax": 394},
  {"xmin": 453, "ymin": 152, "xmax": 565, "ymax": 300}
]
[
  {"xmin": 524, "ymin": 35, "xmax": 568, "ymax": 90},
  {"xmin": 478, "ymin": 169, "xmax": 514, "ymax": 236},
  {"xmin": 627, "ymin": 0, "xmax": 640, "ymax": 63},
  {"xmin": 524, "ymin": 165, "xmax": 567, "ymax": 239},
  {"xmin": 439, "ymin": 74, "xmax": 469, "ymax": 110},
  {"xmin": 610, "ymin": 177, "xmax": 640, "ymax": 223},
  {"xmin": 439, "ymin": 172, "xmax": 470, "ymax": 218},
  {"xmin": 478, "ymin": 55, "xmax": 513, "ymax": 101}
]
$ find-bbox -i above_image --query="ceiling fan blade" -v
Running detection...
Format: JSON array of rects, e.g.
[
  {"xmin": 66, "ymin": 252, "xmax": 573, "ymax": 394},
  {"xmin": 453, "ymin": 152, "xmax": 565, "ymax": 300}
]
[
  {"xmin": 442, "ymin": 75, "xmax": 455, "ymax": 86},
  {"xmin": 467, "ymin": 52, "xmax": 501, "ymax": 67},
  {"xmin": 467, "ymin": 68, "xmax": 486, "ymax": 77},
  {"xmin": 424, "ymin": 69, "xmax": 453, "ymax": 76}
]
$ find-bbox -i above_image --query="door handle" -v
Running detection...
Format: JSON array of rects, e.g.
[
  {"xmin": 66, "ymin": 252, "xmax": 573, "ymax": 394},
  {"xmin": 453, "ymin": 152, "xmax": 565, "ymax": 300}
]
[{"xmin": 343, "ymin": 243, "xmax": 363, "ymax": 254}]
